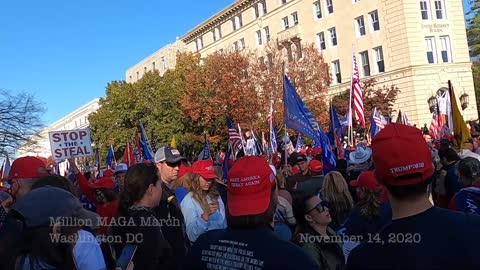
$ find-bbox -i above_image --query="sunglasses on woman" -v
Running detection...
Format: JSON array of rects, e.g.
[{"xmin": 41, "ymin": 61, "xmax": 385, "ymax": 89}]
[{"xmin": 307, "ymin": 200, "xmax": 329, "ymax": 213}]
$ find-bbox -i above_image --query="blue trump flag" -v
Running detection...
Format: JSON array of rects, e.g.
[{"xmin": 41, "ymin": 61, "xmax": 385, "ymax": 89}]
[
  {"xmin": 139, "ymin": 121, "xmax": 154, "ymax": 161},
  {"xmin": 283, "ymin": 75, "xmax": 336, "ymax": 170},
  {"xmin": 106, "ymin": 145, "xmax": 114, "ymax": 168},
  {"xmin": 199, "ymin": 133, "xmax": 212, "ymax": 160},
  {"xmin": 295, "ymin": 133, "xmax": 305, "ymax": 152},
  {"xmin": 222, "ymin": 146, "xmax": 231, "ymax": 184}
]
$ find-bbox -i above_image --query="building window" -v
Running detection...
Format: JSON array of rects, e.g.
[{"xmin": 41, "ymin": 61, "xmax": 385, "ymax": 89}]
[
  {"xmin": 144, "ymin": 67, "xmax": 147, "ymax": 73},
  {"xmin": 420, "ymin": 1, "xmax": 430, "ymax": 20},
  {"xmin": 240, "ymin": 38, "xmax": 246, "ymax": 50},
  {"xmin": 217, "ymin": 27, "xmax": 222, "ymax": 39},
  {"xmin": 256, "ymin": 30, "xmax": 263, "ymax": 46},
  {"xmin": 370, "ymin": 10, "xmax": 380, "ymax": 31},
  {"xmin": 238, "ymin": 14, "xmax": 243, "ymax": 27},
  {"xmin": 264, "ymin": 26, "xmax": 270, "ymax": 41},
  {"xmin": 136, "ymin": 72, "xmax": 139, "ymax": 79},
  {"xmin": 313, "ymin": 1, "xmax": 322, "ymax": 19},
  {"xmin": 434, "ymin": 0, "xmax": 446, "ymax": 19},
  {"xmin": 253, "ymin": 4, "xmax": 259, "ymax": 18},
  {"xmin": 333, "ymin": 60, "xmax": 341, "ymax": 83},
  {"xmin": 326, "ymin": 0, "xmax": 333, "ymax": 14},
  {"xmin": 232, "ymin": 18, "xmax": 237, "ymax": 31},
  {"xmin": 317, "ymin": 32, "xmax": 326, "ymax": 50},
  {"xmin": 152, "ymin": 62, "xmax": 156, "ymax": 71},
  {"xmin": 425, "ymin": 37, "xmax": 437, "ymax": 64},
  {"xmin": 282, "ymin": 16, "xmax": 290, "ymax": 30},
  {"xmin": 373, "ymin": 46, "xmax": 385, "ymax": 73},
  {"xmin": 282, "ymin": 0, "xmax": 287, "ymax": 5},
  {"xmin": 129, "ymin": 75, "xmax": 132, "ymax": 81},
  {"xmin": 329, "ymin": 27, "xmax": 337, "ymax": 46},
  {"xmin": 233, "ymin": 41, "xmax": 239, "ymax": 51},
  {"xmin": 292, "ymin": 12, "xmax": 299, "ymax": 25},
  {"xmin": 440, "ymin": 36, "xmax": 451, "ymax": 63},
  {"xmin": 262, "ymin": 0, "xmax": 267, "ymax": 15},
  {"xmin": 161, "ymin": 57, "xmax": 166, "ymax": 71},
  {"xmin": 84, "ymin": 116, "xmax": 88, "ymax": 124},
  {"xmin": 196, "ymin": 38, "xmax": 203, "ymax": 51},
  {"xmin": 355, "ymin": 16, "xmax": 366, "ymax": 36},
  {"xmin": 360, "ymin": 51, "xmax": 370, "ymax": 77}
]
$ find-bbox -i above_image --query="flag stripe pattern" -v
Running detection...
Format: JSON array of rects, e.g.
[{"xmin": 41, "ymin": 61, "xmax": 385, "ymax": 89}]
[
  {"xmin": 430, "ymin": 108, "xmax": 442, "ymax": 139},
  {"xmin": 352, "ymin": 54, "xmax": 365, "ymax": 127},
  {"xmin": 227, "ymin": 117, "xmax": 243, "ymax": 153}
]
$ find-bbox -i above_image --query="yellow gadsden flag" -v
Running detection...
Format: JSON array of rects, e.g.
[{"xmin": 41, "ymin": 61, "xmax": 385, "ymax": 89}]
[
  {"xmin": 170, "ymin": 135, "xmax": 177, "ymax": 148},
  {"xmin": 450, "ymin": 87, "xmax": 471, "ymax": 149}
]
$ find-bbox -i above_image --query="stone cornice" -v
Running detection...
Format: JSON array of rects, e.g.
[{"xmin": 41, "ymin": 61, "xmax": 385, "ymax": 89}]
[{"xmin": 181, "ymin": 0, "xmax": 257, "ymax": 43}]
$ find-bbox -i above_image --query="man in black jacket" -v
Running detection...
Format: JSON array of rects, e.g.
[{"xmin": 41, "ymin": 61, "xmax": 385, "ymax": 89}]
[{"xmin": 154, "ymin": 146, "xmax": 190, "ymax": 269}]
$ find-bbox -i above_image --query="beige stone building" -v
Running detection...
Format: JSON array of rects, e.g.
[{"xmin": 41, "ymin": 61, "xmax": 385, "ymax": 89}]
[{"xmin": 127, "ymin": 0, "xmax": 478, "ymax": 126}]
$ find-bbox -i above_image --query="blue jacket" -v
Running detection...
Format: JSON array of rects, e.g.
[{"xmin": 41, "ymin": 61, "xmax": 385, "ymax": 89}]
[{"xmin": 180, "ymin": 192, "xmax": 227, "ymax": 242}]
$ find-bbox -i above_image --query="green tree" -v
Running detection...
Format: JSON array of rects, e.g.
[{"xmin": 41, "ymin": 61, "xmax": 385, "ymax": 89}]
[{"xmin": 467, "ymin": 0, "xmax": 480, "ymax": 59}]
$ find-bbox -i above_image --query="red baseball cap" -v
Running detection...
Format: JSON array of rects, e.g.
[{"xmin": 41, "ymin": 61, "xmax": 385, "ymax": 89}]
[
  {"xmin": 178, "ymin": 163, "xmax": 191, "ymax": 178},
  {"xmin": 8, "ymin": 156, "xmax": 49, "ymax": 180},
  {"xmin": 350, "ymin": 171, "xmax": 381, "ymax": 190},
  {"xmin": 308, "ymin": 160, "xmax": 323, "ymax": 173},
  {"xmin": 227, "ymin": 156, "xmax": 276, "ymax": 216},
  {"xmin": 372, "ymin": 124, "xmax": 434, "ymax": 186},
  {"xmin": 91, "ymin": 177, "xmax": 115, "ymax": 190},
  {"xmin": 103, "ymin": 169, "xmax": 114, "ymax": 177},
  {"xmin": 191, "ymin": 160, "xmax": 217, "ymax": 179}
]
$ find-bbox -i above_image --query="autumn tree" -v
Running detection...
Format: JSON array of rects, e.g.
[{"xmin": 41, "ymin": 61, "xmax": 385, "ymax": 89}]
[
  {"xmin": 332, "ymin": 78, "xmax": 400, "ymax": 130},
  {"xmin": 250, "ymin": 42, "xmax": 331, "ymax": 130},
  {"xmin": 178, "ymin": 51, "xmax": 262, "ymax": 145}
]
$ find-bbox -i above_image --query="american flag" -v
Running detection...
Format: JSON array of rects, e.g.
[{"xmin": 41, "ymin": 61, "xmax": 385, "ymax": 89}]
[
  {"xmin": 150, "ymin": 129, "xmax": 158, "ymax": 153},
  {"xmin": 396, "ymin": 110, "xmax": 410, "ymax": 126},
  {"xmin": 227, "ymin": 117, "xmax": 243, "ymax": 153},
  {"xmin": 372, "ymin": 108, "xmax": 386, "ymax": 130},
  {"xmin": 352, "ymin": 53, "xmax": 365, "ymax": 127},
  {"xmin": 429, "ymin": 107, "xmax": 442, "ymax": 139}
]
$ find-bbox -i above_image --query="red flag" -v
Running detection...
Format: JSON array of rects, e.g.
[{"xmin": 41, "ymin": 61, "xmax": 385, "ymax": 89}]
[
  {"xmin": 123, "ymin": 139, "xmax": 135, "ymax": 167},
  {"xmin": 352, "ymin": 53, "xmax": 365, "ymax": 127}
]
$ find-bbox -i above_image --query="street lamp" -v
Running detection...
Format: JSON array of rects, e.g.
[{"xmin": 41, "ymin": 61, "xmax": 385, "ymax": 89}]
[
  {"xmin": 460, "ymin": 92, "xmax": 469, "ymax": 110},
  {"xmin": 427, "ymin": 95, "xmax": 437, "ymax": 113}
]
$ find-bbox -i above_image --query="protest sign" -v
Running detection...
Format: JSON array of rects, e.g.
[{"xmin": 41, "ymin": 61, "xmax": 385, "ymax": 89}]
[{"xmin": 48, "ymin": 129, "xmax": 93, "ymax": 160}]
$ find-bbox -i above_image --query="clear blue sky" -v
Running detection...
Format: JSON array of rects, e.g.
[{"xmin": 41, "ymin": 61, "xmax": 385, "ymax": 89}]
[{"xmin": 0, "ymin": 0, "xmax": 234, "ymax": 126}]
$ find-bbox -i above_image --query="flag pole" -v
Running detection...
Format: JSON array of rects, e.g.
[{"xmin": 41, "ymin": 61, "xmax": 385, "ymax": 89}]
[
  {"xmin": 282, "ymin": 62, "xmax": 288, "ymax": 169},
  {"xmin": 347, "ymin": 45, "xmax": 355, "ymax": 147}
]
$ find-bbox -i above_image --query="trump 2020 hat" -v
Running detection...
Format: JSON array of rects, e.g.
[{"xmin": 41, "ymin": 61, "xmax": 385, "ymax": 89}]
[
  {"xmin": 154, "ymin": 146, "xmax": 186, "ymax": 163},
  {"xmin": 191, "ymin": 160, "xmax": 217, "ymax": 179},
  {"xmin": 227, "ymin": 156, "xmax": 276, "ymax": 216},
  {"xmin": 372, "ymin": 123, "xmax": 434, "ymax": 186},
  {"xmin": 8, "ymin": 156, "xmax": 49, "ymax": 180}
]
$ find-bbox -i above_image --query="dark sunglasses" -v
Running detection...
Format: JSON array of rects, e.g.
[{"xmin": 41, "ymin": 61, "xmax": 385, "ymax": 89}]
[
  {"xmin": 166, "ymin": 161, "xmax": 181, "ymax": 168},
  {"xmin": 307, "ymin": 200, "xmax": 329, "ymax": 213}
]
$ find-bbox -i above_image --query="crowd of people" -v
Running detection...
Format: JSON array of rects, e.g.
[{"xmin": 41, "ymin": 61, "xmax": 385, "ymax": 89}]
[{"xmin": 1, "ymin": 123, "xmax": 480, "ymax": 269}]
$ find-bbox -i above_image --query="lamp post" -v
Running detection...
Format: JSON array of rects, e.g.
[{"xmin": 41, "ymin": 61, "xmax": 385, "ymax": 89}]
[{"xmin": 427, "ymin": 95, "xmax": 437, "ymax": 113}]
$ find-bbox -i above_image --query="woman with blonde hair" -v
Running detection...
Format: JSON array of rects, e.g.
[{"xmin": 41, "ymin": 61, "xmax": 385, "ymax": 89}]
[
  {"xmin": 180, "ymin": 159, "xmax": 227, "ymax": 242},
  {"xmin": 321, "ymin": 171, "xmax": 354, "ymax": 230}
]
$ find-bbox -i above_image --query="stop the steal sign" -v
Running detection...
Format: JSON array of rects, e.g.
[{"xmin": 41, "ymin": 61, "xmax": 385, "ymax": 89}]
[{"xmin": 48, "ymin": 129, "xmax": 93, "ymax": 160}]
